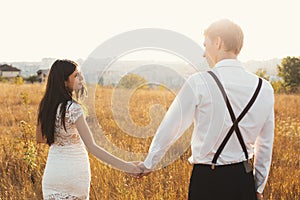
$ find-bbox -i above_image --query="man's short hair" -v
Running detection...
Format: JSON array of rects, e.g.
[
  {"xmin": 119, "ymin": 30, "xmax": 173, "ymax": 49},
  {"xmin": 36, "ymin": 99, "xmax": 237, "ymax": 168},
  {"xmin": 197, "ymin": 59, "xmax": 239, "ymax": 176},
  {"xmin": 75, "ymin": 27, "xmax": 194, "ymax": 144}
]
[{"xmin": 204, "ymin": 19, "xmax": 244, "ymax": 55}]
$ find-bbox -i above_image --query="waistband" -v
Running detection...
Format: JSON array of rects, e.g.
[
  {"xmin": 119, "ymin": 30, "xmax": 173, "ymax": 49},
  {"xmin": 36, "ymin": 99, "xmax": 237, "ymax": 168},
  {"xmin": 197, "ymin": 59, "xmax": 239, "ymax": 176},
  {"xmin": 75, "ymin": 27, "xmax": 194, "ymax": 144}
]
[{"xmin": 194, "ymin": 161, "xmax": 246, "ymax": 169}]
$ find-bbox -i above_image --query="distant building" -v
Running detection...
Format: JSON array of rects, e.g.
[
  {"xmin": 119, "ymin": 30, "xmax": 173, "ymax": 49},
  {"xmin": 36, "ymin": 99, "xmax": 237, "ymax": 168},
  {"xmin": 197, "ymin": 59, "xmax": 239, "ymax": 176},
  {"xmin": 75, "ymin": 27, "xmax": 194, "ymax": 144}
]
[
  {"xmin": 0, "ymin": 64, "xmax": 21, "ymax": 78},
  {"xmin": 37, "ymin": 69, "xmax": 49, "ymax": 83}
]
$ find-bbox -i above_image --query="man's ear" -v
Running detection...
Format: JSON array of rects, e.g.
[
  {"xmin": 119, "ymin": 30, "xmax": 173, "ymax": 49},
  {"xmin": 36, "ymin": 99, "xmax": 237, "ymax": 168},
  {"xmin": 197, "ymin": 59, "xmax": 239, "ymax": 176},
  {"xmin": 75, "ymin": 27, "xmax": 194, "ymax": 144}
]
[{"xmin": 215, "ymin": 36, "xmax": 223, "ymax": 50}]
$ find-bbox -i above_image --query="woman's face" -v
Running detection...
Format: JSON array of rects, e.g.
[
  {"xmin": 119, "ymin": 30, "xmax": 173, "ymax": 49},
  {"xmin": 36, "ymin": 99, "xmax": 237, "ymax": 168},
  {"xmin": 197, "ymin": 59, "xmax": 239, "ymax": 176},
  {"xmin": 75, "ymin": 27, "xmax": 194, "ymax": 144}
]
[{"xmin": 65, "ymin": 68, "xmax": 83, "ymax": 92}]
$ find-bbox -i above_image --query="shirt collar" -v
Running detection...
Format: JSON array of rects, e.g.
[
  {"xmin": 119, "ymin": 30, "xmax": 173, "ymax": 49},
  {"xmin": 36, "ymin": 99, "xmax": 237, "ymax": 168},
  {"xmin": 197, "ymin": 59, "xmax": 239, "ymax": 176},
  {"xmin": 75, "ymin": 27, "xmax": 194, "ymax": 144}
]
[{"xmin": 214, "ymin": 59, "xmax": 244, "ymax": 69}]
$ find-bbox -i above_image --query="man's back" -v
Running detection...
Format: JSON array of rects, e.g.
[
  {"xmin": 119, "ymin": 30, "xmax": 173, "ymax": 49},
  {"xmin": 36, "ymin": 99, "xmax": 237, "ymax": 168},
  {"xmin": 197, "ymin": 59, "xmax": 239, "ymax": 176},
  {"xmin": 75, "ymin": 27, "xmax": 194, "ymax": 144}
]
[
  {"xmin": 189, "ymin": 59, "xmax": 274, "ymax": 165},
  {"xmin": 189, "ymin": 59, "xmax": 274, "ymax": 195}
]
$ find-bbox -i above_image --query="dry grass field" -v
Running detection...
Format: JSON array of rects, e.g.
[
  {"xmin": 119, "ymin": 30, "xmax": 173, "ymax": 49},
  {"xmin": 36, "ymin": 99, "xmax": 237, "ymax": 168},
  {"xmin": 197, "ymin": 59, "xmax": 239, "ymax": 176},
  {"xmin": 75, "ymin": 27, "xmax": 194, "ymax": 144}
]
[{"xmin": 0, "ymin": 83, "xmax": 299, "ymax": 199}]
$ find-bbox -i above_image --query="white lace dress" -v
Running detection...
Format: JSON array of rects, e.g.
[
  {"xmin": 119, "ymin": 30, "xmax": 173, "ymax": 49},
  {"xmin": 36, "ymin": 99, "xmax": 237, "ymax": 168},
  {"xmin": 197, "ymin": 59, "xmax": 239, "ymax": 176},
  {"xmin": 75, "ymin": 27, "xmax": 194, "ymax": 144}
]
[{"xmin": 42, "ymin": 101, "xmax": 91, "ymax": 200}]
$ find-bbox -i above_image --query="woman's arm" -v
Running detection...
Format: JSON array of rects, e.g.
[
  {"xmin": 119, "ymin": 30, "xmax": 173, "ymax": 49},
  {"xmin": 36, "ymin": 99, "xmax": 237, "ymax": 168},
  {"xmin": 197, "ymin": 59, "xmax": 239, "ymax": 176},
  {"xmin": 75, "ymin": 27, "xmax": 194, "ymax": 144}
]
[
  {"xmin": 36, "ymin": 123, "xmax": 47, "ymax": 144},
  {"xmin": 75, "ymin": 115, "xmax": 141, "ymax": 174}
]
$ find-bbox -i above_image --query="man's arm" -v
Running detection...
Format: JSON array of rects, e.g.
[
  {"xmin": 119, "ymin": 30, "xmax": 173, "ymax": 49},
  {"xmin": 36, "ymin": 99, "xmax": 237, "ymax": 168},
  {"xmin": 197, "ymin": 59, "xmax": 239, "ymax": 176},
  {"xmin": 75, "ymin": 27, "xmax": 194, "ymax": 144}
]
[
  {"xmin": 143, "ymin": 76, "xmax": 199, "ymax": 170},
  {"xmin": 254, "ymin": 101, "xmax": 275, "ymax": 194}
]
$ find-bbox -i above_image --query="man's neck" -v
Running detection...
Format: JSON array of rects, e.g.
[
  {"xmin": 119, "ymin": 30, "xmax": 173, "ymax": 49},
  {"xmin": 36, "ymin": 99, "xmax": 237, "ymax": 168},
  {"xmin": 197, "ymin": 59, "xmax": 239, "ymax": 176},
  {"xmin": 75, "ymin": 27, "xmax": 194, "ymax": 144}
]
[{"xmin": 216, "ymin": 51, "xmax": 237, "ymax": 63}]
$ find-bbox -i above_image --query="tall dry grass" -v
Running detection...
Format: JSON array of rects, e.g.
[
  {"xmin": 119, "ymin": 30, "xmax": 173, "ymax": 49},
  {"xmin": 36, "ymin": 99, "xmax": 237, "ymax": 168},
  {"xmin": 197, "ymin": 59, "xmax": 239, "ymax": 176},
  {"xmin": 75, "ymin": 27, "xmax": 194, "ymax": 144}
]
[{"xmin": 0, "ymin": 83, "xmax": 299, "ymax": 199}]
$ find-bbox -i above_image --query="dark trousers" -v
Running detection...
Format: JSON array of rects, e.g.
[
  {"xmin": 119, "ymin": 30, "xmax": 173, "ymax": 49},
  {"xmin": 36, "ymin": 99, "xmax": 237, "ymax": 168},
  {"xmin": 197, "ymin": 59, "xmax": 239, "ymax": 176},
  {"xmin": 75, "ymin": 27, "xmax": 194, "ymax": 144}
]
[{"xmin": 188, "ymin": 162, "xmax": 257, "ymax": 200}]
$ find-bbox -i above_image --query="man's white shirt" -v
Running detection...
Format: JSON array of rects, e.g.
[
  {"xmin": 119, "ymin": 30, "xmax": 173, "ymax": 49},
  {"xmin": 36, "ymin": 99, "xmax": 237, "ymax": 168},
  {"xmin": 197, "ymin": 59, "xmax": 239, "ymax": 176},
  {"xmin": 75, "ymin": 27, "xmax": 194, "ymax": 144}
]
[{"xmin": 144, "ymin": 59, "xmax": 274, "ymax": 193}]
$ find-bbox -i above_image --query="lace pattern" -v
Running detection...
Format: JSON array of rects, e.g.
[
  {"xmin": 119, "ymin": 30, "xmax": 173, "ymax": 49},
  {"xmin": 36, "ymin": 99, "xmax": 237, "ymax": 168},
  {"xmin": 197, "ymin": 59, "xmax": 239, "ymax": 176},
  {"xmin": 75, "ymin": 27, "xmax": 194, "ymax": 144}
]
[
  {"xmin": 44, "ymin": 193, "xmax": 87, "ymax": 200},
  {"xmin": 43, "ymin": 101, "xmax": 90, "ymax": 199},
  {"xmin": 54, "ymin": 101, "xmax": 84, "ymax": 146}
]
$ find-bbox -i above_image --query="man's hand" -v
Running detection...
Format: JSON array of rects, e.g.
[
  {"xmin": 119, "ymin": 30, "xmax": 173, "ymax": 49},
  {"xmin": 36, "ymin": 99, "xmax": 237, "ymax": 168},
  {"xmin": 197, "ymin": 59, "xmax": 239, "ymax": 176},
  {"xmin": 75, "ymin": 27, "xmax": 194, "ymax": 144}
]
[
  {"xmin": 256, "ymin": 193, "xmax": 263, "ymax": 200},
  {"xmin": 126, "ymin": 162, "xmax": 152, "ymax": 178},
  {"xmin": 136, "ymin": 162, "xmax": 152, "ymax": 178},
  {"xmin": 125, "ymin": 161, "xmax": 143, "ymax": 178}
]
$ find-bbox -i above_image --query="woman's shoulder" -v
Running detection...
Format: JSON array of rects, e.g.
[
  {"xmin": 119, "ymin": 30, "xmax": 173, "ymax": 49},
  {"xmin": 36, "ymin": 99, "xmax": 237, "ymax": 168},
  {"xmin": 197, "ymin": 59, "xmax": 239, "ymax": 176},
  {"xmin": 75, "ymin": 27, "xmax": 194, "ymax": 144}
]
[
  {"xmin": 67, "ymin": 100, "xmax": 84, "ymax": 123},
  {"xmin": 67, "ymin": 100, "xmax": 81, "ymax": 108},
  {"xmin": 66, "ymin": 100, "xmax": 83, "ymax": 113}
]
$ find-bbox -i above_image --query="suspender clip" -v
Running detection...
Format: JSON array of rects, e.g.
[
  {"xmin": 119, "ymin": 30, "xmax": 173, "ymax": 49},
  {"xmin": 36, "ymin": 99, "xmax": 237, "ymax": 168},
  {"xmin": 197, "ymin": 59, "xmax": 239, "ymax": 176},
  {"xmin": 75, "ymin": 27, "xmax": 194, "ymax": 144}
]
[{"xmin": 211, "ymin": 164, "xmax": 215, "ymax": 170}]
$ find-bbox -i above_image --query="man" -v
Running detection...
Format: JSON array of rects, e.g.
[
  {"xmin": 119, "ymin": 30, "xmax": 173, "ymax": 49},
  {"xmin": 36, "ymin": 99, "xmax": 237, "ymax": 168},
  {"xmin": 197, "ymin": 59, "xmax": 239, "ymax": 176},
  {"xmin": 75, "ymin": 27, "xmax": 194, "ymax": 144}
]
[{"xmin": 137, "ymin": 19, "xmax": 274, "ymax": 200}]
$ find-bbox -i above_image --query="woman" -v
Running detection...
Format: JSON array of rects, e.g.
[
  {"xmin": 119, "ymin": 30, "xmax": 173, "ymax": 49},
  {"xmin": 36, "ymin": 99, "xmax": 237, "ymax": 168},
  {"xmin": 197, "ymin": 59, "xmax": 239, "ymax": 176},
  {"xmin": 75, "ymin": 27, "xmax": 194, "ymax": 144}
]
[{"xmin": 36, "ymin": 59, "xmax": 141, "ymax": 200}]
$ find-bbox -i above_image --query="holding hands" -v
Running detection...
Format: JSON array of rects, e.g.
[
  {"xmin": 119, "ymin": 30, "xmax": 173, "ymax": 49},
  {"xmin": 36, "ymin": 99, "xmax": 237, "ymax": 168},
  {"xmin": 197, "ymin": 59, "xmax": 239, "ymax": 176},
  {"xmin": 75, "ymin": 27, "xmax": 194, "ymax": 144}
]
[{"xmin": 126, "ymin": 162, "xmax": 152, "ymax": 179}]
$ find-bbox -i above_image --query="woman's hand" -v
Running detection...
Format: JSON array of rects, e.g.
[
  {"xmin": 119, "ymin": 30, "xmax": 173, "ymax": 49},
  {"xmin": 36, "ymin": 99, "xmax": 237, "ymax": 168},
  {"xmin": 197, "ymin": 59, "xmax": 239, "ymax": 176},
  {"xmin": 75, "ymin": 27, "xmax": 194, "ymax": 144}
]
[
  {"xmin": 126, "ymin": 162, "xmax": 152, "ymax": 179},
  {"xmin": 137, "ymin": 162, "xmax": 151, "ymax": 177},
  {"xmin": 125, "ymin": 161, "xmax": 143, "ymax": 177}
]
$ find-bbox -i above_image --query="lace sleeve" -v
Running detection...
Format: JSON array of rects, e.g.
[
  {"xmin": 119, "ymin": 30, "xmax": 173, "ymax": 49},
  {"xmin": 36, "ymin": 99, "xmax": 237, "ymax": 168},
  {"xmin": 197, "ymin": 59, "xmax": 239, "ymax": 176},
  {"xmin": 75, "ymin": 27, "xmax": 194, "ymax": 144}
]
[{"xmin": 69, "ymin": 102, "xmax": 84, "ymax": 123}]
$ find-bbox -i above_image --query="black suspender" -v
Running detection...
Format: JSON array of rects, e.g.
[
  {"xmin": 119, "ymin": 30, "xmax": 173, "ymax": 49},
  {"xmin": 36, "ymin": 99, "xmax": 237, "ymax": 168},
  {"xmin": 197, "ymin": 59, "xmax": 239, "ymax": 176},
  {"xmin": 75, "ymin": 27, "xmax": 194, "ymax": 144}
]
[{"xmin": 207, "ymin": 71, "xmax": 262, "ymax": 169}]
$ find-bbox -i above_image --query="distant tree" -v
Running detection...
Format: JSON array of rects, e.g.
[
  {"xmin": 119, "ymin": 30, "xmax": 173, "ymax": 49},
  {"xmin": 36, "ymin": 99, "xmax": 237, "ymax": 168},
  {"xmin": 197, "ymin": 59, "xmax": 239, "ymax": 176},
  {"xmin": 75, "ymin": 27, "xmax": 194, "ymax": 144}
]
[
  {"xmin": 255, "ymin": 68, "xmax": 270, "ymax": 81},
  {"xmin": 118, "ymin": 73, "xmax": 147, "ymax": 89},
  {"xmin": 98, "ymin": 76, "xmax": 104, "ymax": 86},
  {"xmin": 25, "ymin": 75, "xmax": 39, "ymax": 84},
  {"xmin": 0, "ymin": 76, "xmax": 7, "ymax": 82},
  {"xmin": 12, "ymin": 76, "xmax": 24, "ymax": 85},
  {"xmin": 277, "ymin": 56, "xmax": 300, "ymax": 93},
  {"xmin": 271, "ymin": 80, "xmax": 284, "ymax": 93}
]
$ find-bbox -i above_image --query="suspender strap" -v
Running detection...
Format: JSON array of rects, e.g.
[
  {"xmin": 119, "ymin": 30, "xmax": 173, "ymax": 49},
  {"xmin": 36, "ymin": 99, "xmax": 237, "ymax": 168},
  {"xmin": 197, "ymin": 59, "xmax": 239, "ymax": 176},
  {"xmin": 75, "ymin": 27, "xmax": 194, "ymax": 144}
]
[{"xmin": 207, "ymin": 71, "xmax": 262, "ymax": 166}]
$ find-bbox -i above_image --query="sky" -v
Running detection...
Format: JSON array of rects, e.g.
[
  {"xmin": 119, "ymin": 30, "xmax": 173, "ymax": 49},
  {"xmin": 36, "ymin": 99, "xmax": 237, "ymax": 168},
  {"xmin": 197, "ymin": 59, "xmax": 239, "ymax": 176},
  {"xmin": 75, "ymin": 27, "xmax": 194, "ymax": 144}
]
[{"xmin": 0, "ymin": 0, "xmax": 299, "ymax": 62}]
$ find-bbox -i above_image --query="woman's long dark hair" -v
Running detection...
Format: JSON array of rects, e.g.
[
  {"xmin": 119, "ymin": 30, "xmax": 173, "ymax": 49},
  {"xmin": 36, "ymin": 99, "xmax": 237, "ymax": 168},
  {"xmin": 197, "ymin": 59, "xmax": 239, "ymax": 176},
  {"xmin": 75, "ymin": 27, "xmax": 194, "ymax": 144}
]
[{"xmin": 37, "ymin": 59, "xmax": 77, "ymax": 146}]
